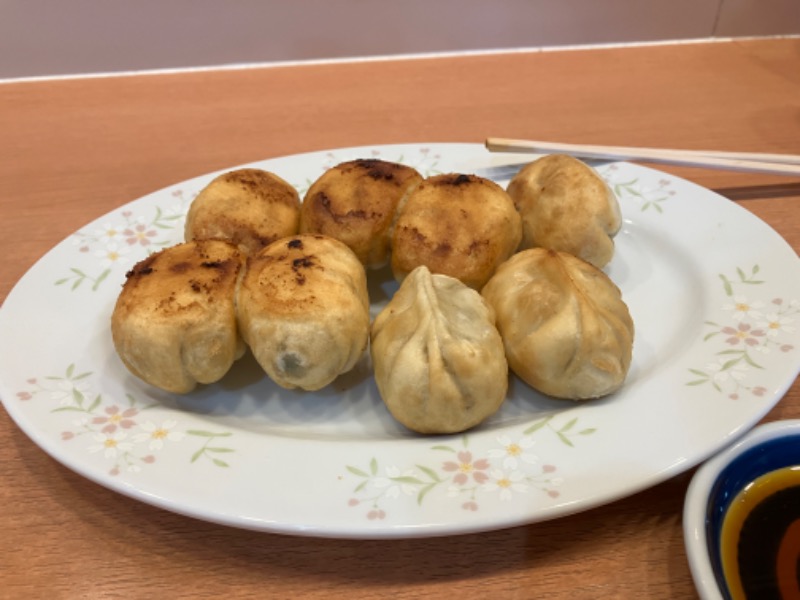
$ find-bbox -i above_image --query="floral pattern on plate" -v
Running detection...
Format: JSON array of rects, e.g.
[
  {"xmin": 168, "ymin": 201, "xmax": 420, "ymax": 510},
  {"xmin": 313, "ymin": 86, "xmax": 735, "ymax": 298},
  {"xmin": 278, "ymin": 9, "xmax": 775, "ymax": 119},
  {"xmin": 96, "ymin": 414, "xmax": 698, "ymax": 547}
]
[
  {"xmin": 344, "ymin": 414, "xmax": 593, "ymax": 519},
  {"xmin": 688, "ymin": 265, "xmax": 797, "ymax": 398},
  {"xmin": 15, "ymin": 363, "xmax": 235, "ymax": 475},
  {"xmin": 598, "ymin": 163, "xmax": 676, "ymax": 213},
  {"xmin": 56, "ymin": 190, "xmax": 195, "ymax": 292}
]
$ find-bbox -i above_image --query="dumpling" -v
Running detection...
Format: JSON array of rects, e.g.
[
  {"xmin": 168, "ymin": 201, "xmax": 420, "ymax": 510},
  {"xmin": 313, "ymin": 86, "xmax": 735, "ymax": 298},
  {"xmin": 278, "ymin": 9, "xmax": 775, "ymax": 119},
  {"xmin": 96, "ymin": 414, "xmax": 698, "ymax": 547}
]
[
  {"xmin": 185, "ymin": 168, "xmax": 301, "ymax": 255},
  {"xmin": 506, "ymin": 154, "xmax": 622, "ymax": 268},
  {"xmin": 390, "ymin": 173, "xmax": 522, "ymax": 290},
  {"xmin": 371, "ymin": 265, "xmax": 508, "ymax": 434},
  {"xmin": 299, "ymin": 158, "xmax": 423, "ymax": 268},
  {"xmin": 481, "ymin": 248, "xmax": 634, "ymax": 400},
  {"xmin": 237, "ymin": 234, "xmax": 370, "ymax": 391},
  {"xmin": 111, "ymin": 240, "xmax": 246, "ymax": 394}
]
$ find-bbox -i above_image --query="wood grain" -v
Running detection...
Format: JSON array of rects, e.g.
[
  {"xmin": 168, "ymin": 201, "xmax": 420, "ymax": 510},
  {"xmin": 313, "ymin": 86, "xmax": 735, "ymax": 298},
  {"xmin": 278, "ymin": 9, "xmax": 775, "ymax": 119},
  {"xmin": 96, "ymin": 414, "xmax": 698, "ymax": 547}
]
[{"xmin": 1, "ymin": 38, "xmax": 798, "ymax": 599}]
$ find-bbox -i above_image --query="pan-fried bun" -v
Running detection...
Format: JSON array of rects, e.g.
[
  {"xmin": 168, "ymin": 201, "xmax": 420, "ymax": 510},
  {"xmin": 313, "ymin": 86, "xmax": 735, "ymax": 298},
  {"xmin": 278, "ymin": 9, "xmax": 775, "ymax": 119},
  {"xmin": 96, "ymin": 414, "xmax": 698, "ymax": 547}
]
[
  {"xmin": 111, "ymin": 240, "xmax": 246, "ymax": 394},
  {"xmin": 482, "ymin": 248, "xmax": 634, "ymax": 400},
  {"xmin": 390, "ymin": 173, "xmax": 522, "ymax": 290},
  {"xmin": 237, "ymin": 234, "xmax": 370, "ymax": 391},
  {"xmin": 300, "ymin": 159, "xmax": 423, "ymax": 268},
  {"xmin": 185, "ymin": 168, "xmax": 301, "ymax": 255},
  {"xmin": 507, "ymin": 154, "xmax": 622, "ymax": 268}
]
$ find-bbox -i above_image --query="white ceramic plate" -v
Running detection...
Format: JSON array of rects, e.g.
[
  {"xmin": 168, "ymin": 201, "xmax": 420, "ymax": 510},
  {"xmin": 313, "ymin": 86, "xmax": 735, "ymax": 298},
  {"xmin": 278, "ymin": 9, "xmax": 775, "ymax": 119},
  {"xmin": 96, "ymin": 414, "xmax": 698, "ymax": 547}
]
[{"xmin": 1, "ymin": 143, "xmax": 799, "ymax": 539}]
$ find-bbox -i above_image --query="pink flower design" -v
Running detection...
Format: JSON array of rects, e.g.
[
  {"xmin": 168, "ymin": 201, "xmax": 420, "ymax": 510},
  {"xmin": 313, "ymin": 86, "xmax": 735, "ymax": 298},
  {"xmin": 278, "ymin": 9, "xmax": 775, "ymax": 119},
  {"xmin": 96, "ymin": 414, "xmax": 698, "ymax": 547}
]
[
  {"xmin": 16, "ymin": 391, "xmax": 32, "ymax": 401},
  {"xmin": 752, "ymin": 386, "xmax": 767, "ymax": 397},
  {"xmin": 92, "ymin": 405, "xmax": 138, "ymax": 433},
  {"xmin": 367, "ymin": 509, "xmax": 386, "ymax": 520},
  {"xmin": 722, "ymin": 322, "xmax": 766, "ymax": 346},
  {"xmin": 442, "ymin": 450, "xmax": 490, "ymax": 485},
  {"xmin": 123, "ymin": 223, "xmax": 157, "ymax": 247},
  {"xmin": 462, "ymin": 501, "xmax": 479, "ymax": 511}
]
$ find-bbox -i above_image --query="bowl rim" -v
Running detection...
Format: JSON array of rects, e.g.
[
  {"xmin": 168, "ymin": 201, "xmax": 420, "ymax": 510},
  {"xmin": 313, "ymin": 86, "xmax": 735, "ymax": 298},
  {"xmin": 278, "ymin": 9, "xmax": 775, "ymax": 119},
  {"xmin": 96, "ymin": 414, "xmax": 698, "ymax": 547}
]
[{"xmin": 683, "ymin": 418, "xmax": 800, "ymax": 600}]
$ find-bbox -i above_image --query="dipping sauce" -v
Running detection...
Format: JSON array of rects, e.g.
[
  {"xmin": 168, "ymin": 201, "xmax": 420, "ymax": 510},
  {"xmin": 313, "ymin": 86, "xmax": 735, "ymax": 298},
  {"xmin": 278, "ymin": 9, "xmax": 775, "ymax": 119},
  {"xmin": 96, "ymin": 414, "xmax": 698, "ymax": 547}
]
[{"xmin": 720, "ymin": 466, "xmax": 800, "ymax": 600}]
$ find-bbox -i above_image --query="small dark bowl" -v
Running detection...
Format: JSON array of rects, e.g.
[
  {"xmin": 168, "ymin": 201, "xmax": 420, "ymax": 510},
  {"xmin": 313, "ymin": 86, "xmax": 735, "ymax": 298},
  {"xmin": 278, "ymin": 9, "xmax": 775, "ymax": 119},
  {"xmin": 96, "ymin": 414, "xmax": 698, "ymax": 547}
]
[{"xmin": 683, "ymin": 420, "xmax": 800, "ymax": 600}]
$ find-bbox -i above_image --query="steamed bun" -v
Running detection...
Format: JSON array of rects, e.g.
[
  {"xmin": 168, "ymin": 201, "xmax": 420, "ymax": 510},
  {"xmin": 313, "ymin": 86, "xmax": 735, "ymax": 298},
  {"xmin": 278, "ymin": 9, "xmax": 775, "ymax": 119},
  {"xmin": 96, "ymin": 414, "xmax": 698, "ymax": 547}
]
[
  {"xmin": 507, "ymin": 154, "xmax": 622, "ymax": 268},
  {"xmin": 371, "ymin": 265, "xmax": 508, "ymax": 434},
  {"xmin": 482, "ymin": 248, "xmax": 633, "ymax": 400}
]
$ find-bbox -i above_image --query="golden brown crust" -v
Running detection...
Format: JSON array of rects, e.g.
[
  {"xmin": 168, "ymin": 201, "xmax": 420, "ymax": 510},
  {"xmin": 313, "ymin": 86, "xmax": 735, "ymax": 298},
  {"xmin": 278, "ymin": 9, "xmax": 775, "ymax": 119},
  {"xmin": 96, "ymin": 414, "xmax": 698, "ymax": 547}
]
[
  {"xmin": 111, "ymin": 240, "xmax": 245, "ymax": 393},
  {"xmin": 185, "ymin": 168, "xmax": 301, "ymax": 255},
  {"xmin": 390, "ymin": 173, "xmax": 522, "ymax": 290},
  {"xmin": 237, "ymin": 234, "xmax": 370, "ymax": 391},
  {"xmin": 299, "ymin": 159, "xmax": 423, "ymax": 268},
  {"xmin": 482, "ymin": 248, "xmax": 634, "ymax": 400},
  {"xmin": 506, "ymin": 154, "xmax": 622, "ymax": 268}
]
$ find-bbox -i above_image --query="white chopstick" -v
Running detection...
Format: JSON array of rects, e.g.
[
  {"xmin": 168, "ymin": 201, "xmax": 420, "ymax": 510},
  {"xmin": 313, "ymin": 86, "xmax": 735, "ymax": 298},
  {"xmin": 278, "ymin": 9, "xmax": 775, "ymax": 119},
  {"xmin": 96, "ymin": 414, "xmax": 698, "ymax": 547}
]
[{"xmin": 485, "ymin": 138, "xmax": 800, "ymax": 176}]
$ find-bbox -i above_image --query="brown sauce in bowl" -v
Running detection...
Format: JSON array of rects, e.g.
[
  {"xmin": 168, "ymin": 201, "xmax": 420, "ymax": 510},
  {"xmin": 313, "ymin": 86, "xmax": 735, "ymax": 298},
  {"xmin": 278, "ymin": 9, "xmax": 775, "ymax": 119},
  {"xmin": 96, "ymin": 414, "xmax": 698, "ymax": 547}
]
[{"xmin": 720, "ymin": 466, "xmax": 800, "ymax": 599}]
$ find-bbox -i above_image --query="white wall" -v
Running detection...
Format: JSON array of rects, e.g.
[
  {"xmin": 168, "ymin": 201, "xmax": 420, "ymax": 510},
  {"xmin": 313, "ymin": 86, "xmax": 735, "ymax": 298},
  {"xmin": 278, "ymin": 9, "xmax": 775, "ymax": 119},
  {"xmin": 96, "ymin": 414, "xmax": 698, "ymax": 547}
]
[{"xmin": 1, "ymin": 0, "xmax": 799, "ymax": 79}]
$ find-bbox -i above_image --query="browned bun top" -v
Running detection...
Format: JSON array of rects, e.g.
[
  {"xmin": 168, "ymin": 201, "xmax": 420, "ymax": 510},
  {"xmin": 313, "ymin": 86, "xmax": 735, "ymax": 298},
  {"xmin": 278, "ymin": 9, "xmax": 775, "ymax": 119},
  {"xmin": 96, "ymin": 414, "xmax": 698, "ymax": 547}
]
[
  {"xmin": 299, "ymin": 158, "xmax": 423, "ymax": 268},
  {"xmin": 239, "ymin": 233, "xmax": 369, "ymax": 319},
  {"xmin": 111, "ymin": 239, "xmax": 245, "ymax": 394},
  {"xmin": 115, "ymin": 239, "xmax": 243, "ymax": 322},
  {"xmin": 390, "ymin": 173, "xmax": 522, "ymax": 290},
  {"xmin": 185, "ymin": 168, "xmax": 301, "ymax": 256}
]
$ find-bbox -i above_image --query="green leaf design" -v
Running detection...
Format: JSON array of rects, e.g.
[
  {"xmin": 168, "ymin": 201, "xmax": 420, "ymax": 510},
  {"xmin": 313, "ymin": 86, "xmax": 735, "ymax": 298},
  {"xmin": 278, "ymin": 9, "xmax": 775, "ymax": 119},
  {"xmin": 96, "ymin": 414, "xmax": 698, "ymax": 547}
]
[
  {"xmin": 523, "ymin": 415, "xmax": 553, "ymax": 435},
  {"xmin": 417, "ymin": 482, "xmax": 437, "ymax": 505},
  {"xmin": 431, "ymin": 445, "xmax": 456, "ymax": 453},
  {"xmin": 206, "ymin": 447, "xmax": 235, "ymax": 453},
  {"xmin": 720, "ymin": 357, "xmax": 742, "ymax": 370},
  {"xmin": 392, "ymin": 476, "xmax": 425, "ymax": 485},
  {"xmin": 557, "ymin": 432, "xmax": 574, "ymax": 447},
  {"xmin": 92, "ymin": 269, "xmax": 110, "ymax": 291},
  {"xmin": 416, "ymin": 465, "xmax": 441, "ymax": 482},
  {"xmin": 187, "ymin": 430, "xmax": 232, "ymax": 438},
  {"xmin": 190, "ymin": 448, "xmax": 204, "ymax": 463},
  {"xmin": 212, "ymin": 458, "xmax": 229, "ymax": 468},
  {"xmin": 86, "ymin": 395, "xmax": 102, "ymax": 413},
  {"xmin": 719, "ymin": 274, "xmax": 734, "ymax": 296},
  {"xmin": 72, "ymin": 387, "xmax": 85, "ymax": 406},
  {"xmin": 742, "ymin": 354, "xmax": 765, "ymax": 369},
  {"xmin": 559, "ymin": 417, "xmax": 577, "ymax": 433},
  {"xmin": 346, "ymin": 466, "xmax": 369, "ymax": 478},
  {"xmin": 369, "ymin": 457, "xmax": 378, "ymax": 476}
]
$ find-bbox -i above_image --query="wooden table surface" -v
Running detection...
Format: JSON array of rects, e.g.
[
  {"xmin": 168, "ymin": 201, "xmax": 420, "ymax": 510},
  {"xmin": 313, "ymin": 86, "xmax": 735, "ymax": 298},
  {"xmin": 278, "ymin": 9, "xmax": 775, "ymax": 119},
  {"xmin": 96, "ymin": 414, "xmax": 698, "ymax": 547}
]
[{"xmin": 1, "ymin": 38, "xmax": 799, "ymax": 599}]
